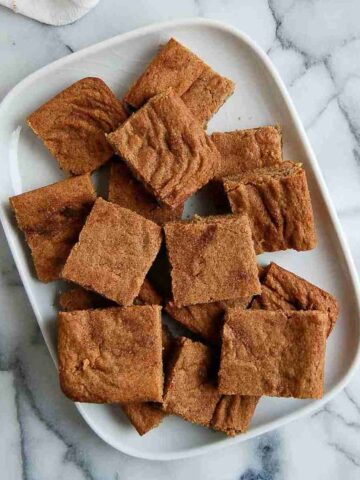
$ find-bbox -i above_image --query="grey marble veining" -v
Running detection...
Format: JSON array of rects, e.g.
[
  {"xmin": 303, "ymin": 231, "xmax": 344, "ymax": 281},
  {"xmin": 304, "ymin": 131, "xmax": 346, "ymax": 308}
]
[{"xmin": 1, "ymin": 1, "xmax": 360, "ymax": 479}]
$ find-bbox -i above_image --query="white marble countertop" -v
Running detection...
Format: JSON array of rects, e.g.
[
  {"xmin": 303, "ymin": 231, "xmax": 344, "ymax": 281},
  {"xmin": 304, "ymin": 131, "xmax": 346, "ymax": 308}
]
[{"xmin": 1, "ymin": 1, "xmax": 360, "ymax": 478}]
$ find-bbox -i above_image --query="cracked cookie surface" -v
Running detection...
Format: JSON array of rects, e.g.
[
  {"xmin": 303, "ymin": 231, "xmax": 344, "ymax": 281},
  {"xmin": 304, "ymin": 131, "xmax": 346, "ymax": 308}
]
[
  {"xmin": 27, "ymin": 77, "xmax": 128, "ymax": 175},
  {"xmin": 223, "ymin": 161, "xmax": 317, "ymax": 253},
  {"xmin": 107, "ymin": 90, "xmax": 221, "ymax": 209}
]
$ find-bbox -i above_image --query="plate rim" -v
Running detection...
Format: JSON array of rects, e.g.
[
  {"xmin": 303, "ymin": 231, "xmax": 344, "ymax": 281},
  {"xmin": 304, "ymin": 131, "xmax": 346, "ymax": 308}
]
[{"xmin": 1, "ymin": 17, "xmax": 360, "ymax": 461}]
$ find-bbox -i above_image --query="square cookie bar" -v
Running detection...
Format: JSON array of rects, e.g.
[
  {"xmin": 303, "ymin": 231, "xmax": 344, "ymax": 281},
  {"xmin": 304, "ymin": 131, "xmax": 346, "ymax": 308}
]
[
  {"xmin": 108, "ymin": 161, "xmax": 183, "ymax": 225},
  {"xmin": 252, "ymin": 262, "xmax": 339, "ymax": 335},
  {"xmin": 58, "ymin": 305, "xmax": 163, "ymax": 403},
  {"xmin": 211, "ymin": 395, "xmax": 260, "ymax": 436},
  {"xmin": 123, "ymin": 38, "xmax": 234, "ymax": 124},
  {"xmin": 107, "ymin": 90, "xmax": 221, "ymax": 208},
  {"xmin": 10, "ymin": 174, "xmax": 96, "ymax": 282},
  {"xmin": 62, "ymin": 198, "xmax": 162, "ymax": 305},
  {"xmin": 165, "ymin": 296, "xmax": 251, "ymax": 344},
  {"xmin": 219, "ymin": 309, "xmax": 327, "ymax": 399},
  {"xmin": 223, "ymin": 161, "xmax": 317, "ymax": 253},
  {"xmin": 211, "ymin": 125, "xmax": 282, "ymax": 178},
  {"xmin": 27, "ymin": 77, "xmax": 128, "ymax": 175},
  {"xmin": 58, "ymin": 276, "xmax": 165, "ymax": 434},
  {"xmin": 58, "ymin": 281, "xmax": 168, "ymax": 435},
  {"xmin": 164, "ymin": 215, "xmax": 260, "ymax": 307},
  {"xmin": 163, "ymin": 337, "xmax": 221, "ymax": 427}
]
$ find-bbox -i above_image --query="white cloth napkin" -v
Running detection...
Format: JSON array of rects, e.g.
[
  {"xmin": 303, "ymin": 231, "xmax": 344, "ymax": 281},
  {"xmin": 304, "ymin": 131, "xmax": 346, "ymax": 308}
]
[{"xmin": 0, "ymin": 0, "xmax": 100, "ymax": 26}]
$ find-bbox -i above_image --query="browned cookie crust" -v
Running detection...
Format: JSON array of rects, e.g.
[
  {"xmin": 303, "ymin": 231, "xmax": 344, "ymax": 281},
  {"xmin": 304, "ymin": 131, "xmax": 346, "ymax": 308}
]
[
  {"xmin": 107, "ymin": 90, "xmax": 221, "ymax": 209},
  {"xmin": 161, "ymin": 324, "xmax": 174, "ymax": 365},
  {"xmin": 59, "ymin": 278, "xmax": 162, "ymax": 311},
  {"xmin": 164, "ymin": 214, "xmax": 260, "ymax": 307},
  {"xmin": 108, "ymin": 161, "xmax": 183, "ymax": 225},
  {"xmin": 165, "ymin": 296, "xmax": 252, "ymax": 344},
  {"xmin": 223, "ymin": 161, "xmax": 317, "ymax": 253},
  {"xmin": 163, "ymin": 337, "xmax": 259, "ymax": 434},
  {"xmin": 58, "ymin": 277, "xmax": 167, "ymax": 434},
  {"xmin": 121, "ymin": 402, "xmax": 166, "ymax": 436},
  {"xmin": 124, "ymin": 38, "xmax": 206, "ymax": 108},
  {"xmin": 10, "ymin": 174, "xmax": 96, "ymax": 282},
  {"xmin": 163, "ymin": 337, "xmax": 221, "ymax": 427},
  {"xmin": 181, "ymin": 66, "xmax": 234, "ymax": 126},
  {"xmin": 121, "ymin": 325, "xmax": 174, "ymax": 436},
  {"xmin": 219, "ymin": 309, "xmax": 327, "ymax": 399},
  {"xmin": 251, "ymin": 262, "xmax": 339, "ymax": 336},
  {"xmin": 134, "ymin": 278, "xmax": 163, "ymax": 306},
  {"xmin": 58, "ymin": 286, "xmax": 113, "ymax": 311},
  {"xmin": 211, "ymin": 395, "xmax": 260, "ymax": 436},
  {"xmin": 123, "ymin": 38, "xmax": 234, "ymax": 125},
  {"xmin": 27, "ymin": 77, "xmax": 128, "ymax": 175},
  {"xmin": 62, "ymin": 198, "xmax": 162, "ymax": 305},
  {"xmin": 58, "ymin": 306, "xmax": 163, "ymax": 403},
  {"xmin": 211, "ymin": 125, "xmax": 282, "ymax": 178}
]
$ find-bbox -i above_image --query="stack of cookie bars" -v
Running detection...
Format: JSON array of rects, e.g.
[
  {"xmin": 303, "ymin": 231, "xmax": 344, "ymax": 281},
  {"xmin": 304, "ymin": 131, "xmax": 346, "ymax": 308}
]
[{"xmin": 10, "ymin": 38, "xmax": 338, "ymax": 437}]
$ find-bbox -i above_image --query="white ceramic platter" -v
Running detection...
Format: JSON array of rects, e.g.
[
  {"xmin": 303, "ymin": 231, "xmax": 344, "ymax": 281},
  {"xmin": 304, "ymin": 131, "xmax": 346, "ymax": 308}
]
[{"xmin": 1, "ymin": 18, "xmax": 360, "ymax": 461}]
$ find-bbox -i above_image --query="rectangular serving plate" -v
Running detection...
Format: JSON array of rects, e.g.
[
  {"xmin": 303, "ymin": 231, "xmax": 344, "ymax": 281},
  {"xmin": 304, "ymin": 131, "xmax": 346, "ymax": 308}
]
[{"xmin": 1, "ymin": 18, "xmax": 360, "ymax": 461}]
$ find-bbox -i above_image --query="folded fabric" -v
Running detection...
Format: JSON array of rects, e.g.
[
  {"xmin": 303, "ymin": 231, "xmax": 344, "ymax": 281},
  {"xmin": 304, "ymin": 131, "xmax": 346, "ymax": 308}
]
[{"xmin": 0, "ymin": 0, "xmax": 100, "ymax": 26}]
